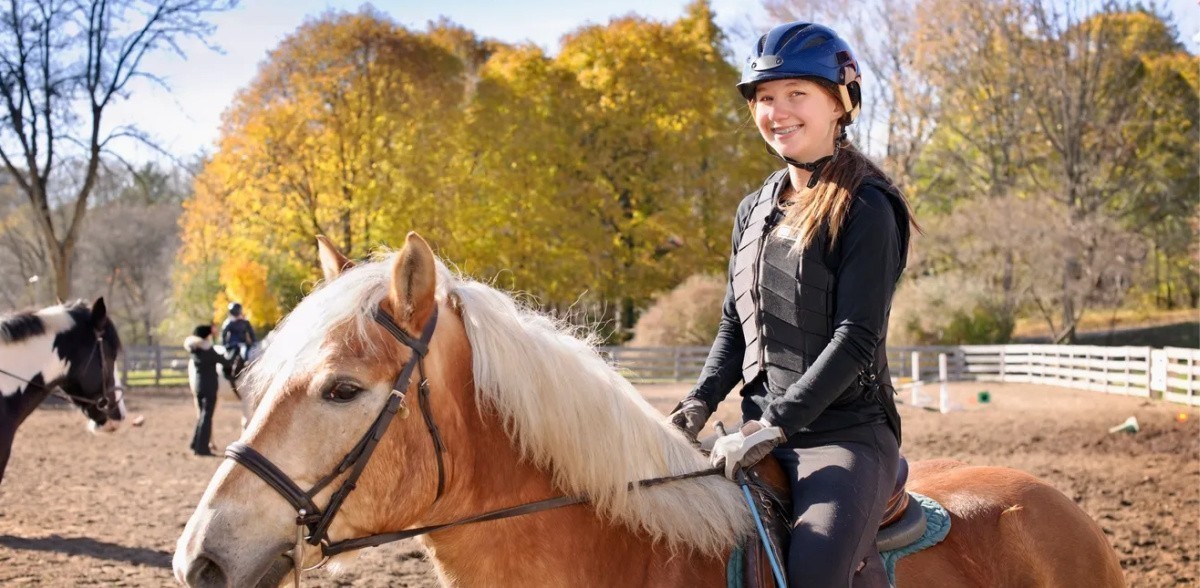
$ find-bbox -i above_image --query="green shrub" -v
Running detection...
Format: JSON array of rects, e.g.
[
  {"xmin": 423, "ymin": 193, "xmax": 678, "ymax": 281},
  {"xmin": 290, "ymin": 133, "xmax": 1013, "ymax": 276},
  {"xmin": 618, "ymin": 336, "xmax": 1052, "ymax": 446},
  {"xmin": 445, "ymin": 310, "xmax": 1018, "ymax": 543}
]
[{"xmin": 891, "ymin": 272, "xmax": 1015, "ymax": 345}]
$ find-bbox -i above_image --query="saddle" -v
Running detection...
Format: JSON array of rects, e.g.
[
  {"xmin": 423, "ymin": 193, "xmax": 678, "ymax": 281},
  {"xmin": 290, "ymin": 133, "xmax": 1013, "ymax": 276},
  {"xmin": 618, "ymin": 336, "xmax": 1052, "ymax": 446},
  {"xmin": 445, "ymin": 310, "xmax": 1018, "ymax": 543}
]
[
  {"xmin": 875, "ymin": 456, "xmax": 928, "ymax": 553},
  {"xmin": 704, "ymin": 435, "xmax": 926, "ymax": 588}
]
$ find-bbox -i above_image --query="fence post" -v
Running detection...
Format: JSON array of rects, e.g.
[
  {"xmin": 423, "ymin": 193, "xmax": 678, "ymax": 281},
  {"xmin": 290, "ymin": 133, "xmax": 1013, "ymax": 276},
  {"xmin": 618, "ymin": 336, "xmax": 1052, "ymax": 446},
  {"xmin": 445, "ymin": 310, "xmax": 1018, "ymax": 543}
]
[
  {"xmin": 1149, "ymin": 349, "xmax": 1167, "ymax": 400},
  {"xmin": 939, "ymin": 353, "xmax": 950, "ymax": 413},
  {"xmin": 910, "ymin": 351, "xmax": 922, "ymax": 406},
  {"xmin": 999, "ymin": 348, "xmax": 1006, "ymax": 382},
  {"xmin": 1123, "ymin": 348, "xmax": 1131, "ymax": 394},
  {"xmin": 1187, "ymin": 350, "xmax": 1196, "ymax": 404},
  {"xmin": 672, "ymin": 347, "xmax": 681, "ymax": 382}
]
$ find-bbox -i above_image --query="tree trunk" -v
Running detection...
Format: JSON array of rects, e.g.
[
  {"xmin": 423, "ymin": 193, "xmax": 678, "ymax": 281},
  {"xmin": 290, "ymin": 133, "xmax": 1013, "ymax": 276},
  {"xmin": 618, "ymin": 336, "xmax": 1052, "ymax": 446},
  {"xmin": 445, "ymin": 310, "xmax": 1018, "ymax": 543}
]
[
  {"xmin": 50, "ymin": 242, "xmax": 73, "ymax": 301},
  {"xmin": 1152, "ymin": 240, "xmax": 1162, "ymax": 309},
  {"xmin": 1059, "ymin": 255, "xmax": 1077, "ymax": 344},
  {"xmin": 620, "ymin": 296, "xmax": 636, "ymax": 345}
]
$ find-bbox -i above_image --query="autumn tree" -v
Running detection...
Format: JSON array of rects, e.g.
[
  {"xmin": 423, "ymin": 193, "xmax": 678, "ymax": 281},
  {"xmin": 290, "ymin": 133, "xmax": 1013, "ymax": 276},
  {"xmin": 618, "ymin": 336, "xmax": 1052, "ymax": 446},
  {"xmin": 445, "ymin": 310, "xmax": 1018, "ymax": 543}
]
[
  {"xmin": 175, "ymin": 3, "xmax": 782, "ymax": 341},
  {"xmin": 440, "ymin": 42, "xmax": 603, "ymax": 306},
  {"xmin": 176, "ymin": 7, "xmax": 464, "ymax": 312},
  {"xmin": 1107, "ymin": 20, "xmax": 1198, "ymax": 308},
  {"xmin": 909, "ymin": 1, "xmax": 1192, "ymax": 341},
  {"xmin": 1004, "ymin": 4, "xmax": 1186, "ymax": 340},
  {"xmin": 0, "ymin": 0, "xmax": 232, "ymax": 300},
  {"xmin": 556, "ymin": 1, "xmax": 772, "ymax": 337}
]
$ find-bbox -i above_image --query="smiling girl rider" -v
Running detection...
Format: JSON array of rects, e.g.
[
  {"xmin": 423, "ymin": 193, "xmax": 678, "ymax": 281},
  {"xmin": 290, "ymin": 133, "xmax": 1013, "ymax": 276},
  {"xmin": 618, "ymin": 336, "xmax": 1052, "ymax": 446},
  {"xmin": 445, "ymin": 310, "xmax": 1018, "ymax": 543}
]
[{"xmin": 667, "ymin": 21, "xmax": 921, "ymax": 587}]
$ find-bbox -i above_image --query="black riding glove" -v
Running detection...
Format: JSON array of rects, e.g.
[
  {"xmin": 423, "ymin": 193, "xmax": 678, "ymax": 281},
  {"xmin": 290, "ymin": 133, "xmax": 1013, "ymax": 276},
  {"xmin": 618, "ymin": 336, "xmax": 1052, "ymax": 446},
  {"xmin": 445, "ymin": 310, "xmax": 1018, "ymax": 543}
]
[{"xmin": 668, "ymin": 398, "xmax": 712, "ymax": 443}]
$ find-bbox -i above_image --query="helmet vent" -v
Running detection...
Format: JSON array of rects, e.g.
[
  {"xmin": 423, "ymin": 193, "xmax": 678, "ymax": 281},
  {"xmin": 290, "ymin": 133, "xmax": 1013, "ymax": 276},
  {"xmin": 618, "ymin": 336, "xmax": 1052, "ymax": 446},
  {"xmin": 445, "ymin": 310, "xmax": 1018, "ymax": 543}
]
[
  {"xmin": 798, "ymin": 33, "xmax": 830, "ymax": 51},
  {"xmin": 777, "ymin": 24, "xmax": 812, "ymax": 51}
]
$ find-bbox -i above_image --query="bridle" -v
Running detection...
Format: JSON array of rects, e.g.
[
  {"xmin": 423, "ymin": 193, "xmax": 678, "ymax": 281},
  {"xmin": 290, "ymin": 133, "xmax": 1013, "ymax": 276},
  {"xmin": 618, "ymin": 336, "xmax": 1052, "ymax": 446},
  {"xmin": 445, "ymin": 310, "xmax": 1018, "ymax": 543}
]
[
  {"xmin": 224, "ymin": 303, "xmax": 721, "ymax": 587},
  {"xmin": 224, "ymin": 305, "xmax": 445, "ymax": 581},
  {"xmin": 0, "ymin": 325, "xmax": 122, "ymax": 415}
]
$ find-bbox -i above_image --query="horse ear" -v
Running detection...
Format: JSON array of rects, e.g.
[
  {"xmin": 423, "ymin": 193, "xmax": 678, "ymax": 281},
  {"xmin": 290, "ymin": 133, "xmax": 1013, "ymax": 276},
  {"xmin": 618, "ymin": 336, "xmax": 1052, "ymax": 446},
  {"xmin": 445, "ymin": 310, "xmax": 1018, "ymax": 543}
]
[
  {"xmin": 387, "ymin": 232, "xmax": 437, "ymax": 330},
  {"xmin": 316, "ymin": 235, "xmax": 355, "ymax": 281},
  {"xmin": 90, "ymin": 297, "xmax": 108, "ymax": 328}
]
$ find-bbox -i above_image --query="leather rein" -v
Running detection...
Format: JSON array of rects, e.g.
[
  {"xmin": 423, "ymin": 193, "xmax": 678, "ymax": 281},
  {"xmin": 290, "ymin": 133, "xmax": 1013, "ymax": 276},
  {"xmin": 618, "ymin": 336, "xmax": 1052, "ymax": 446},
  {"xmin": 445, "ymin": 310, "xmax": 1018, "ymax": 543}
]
[{"xmin": 223, "ymin": 303, "xmax": 721, "ymax": 585}]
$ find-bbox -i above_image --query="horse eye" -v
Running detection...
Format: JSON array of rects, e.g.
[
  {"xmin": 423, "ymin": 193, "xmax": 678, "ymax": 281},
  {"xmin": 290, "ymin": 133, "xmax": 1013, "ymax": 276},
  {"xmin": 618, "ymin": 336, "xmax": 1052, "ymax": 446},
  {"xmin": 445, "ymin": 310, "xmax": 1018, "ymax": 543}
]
[{"xmin": 323, "ymin": 381, "xmax": 363, "ymax": 403}]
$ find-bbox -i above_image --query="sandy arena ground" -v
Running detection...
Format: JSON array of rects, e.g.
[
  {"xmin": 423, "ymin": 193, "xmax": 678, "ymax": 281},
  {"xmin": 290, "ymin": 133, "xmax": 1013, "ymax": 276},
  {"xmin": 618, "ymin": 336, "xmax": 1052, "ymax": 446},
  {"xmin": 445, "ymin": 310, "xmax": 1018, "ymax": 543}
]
[{"xmin": 0, "ymin": 382, "xmax": 1195, "ymax": 587}]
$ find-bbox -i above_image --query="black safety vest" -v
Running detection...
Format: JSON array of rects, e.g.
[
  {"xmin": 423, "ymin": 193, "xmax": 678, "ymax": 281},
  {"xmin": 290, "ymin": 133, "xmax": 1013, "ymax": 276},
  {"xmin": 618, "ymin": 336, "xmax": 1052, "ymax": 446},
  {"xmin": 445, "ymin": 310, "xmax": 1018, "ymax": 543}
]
[{"xmin": 732, "ymin": 170, "xmax": 907, "ymax": 441}]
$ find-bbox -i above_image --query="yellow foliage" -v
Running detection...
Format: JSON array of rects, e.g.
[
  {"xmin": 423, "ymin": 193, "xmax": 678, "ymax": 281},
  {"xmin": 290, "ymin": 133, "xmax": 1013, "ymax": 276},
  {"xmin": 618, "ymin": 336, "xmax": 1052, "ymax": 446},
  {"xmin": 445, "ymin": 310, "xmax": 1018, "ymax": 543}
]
[
  {"xmin": 215, "ymin": 257, "xmax": 282, "ymax": 331},
  {"xmin": 173, "ymin": 2, "xmax": 774, "ymax": 334}
]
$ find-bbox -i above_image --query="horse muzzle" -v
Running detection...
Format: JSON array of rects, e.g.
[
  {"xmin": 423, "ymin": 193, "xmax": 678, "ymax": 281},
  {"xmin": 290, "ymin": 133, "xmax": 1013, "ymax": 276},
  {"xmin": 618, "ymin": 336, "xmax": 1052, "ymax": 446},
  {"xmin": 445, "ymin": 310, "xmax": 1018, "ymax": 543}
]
[{"xmin": 175, "ymin": 536, "xmax": 294, "ymax": 588}]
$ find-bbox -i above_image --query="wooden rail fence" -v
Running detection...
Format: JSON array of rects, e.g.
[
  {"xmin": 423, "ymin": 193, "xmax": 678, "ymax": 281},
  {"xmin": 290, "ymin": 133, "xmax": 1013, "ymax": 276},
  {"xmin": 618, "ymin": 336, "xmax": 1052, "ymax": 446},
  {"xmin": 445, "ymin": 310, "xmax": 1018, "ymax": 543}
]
[{"xmin": 121, "ymin": 343, "xmax": 1200, "ymax": 406}]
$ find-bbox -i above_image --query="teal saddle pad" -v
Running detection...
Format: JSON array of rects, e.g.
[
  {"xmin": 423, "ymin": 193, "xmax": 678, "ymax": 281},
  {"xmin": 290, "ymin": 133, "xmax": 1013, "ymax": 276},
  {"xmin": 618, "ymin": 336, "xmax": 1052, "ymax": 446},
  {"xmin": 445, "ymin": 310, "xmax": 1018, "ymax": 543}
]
[
  {"xmin": 726, "ymin": 492, "xmax": 951, "ymax": 588},
  {"xmin": 881, "ymin": 491, "xmax": 952, "ymax": 585}
]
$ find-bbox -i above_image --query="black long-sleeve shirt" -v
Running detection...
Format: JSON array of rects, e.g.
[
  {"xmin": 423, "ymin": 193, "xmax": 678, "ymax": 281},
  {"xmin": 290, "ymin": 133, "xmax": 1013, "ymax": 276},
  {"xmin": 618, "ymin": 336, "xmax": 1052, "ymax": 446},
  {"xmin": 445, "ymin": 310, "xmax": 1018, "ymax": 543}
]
[{"xmin": 691, "ymin": 181, "xmax": 904, "ymax": 439}]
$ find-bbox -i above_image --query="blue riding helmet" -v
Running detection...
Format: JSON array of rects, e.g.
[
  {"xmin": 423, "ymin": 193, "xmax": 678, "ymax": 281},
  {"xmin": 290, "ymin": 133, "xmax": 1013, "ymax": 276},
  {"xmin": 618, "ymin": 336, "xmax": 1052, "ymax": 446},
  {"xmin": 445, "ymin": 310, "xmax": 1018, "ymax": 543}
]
[
  {"xmin": 737, "ymin": 22, "xmax": 862, "ymax": 124},
  {"xmin": 228, "ymin": 302, "xmax": 243, "ymax": 317}
]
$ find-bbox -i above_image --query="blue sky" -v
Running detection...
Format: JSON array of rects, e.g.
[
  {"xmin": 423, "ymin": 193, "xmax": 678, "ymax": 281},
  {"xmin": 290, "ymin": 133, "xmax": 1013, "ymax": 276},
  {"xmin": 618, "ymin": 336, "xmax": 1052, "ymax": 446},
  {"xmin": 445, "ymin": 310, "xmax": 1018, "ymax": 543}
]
[{"xmin": 104, "ymin": 0, "xmax": 1198, "ymax": 164}]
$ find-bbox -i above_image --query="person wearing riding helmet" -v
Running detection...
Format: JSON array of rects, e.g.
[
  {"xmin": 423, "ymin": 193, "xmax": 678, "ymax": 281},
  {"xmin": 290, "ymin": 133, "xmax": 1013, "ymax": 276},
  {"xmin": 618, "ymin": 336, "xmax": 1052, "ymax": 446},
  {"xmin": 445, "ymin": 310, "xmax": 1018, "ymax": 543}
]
[
  {"xmin": 220, "ymin": 302, "xmax": 256, "ymax": 364},
  {"xmin": 667, "ymin": 21, "xmax": 920, "ymax": 587}
]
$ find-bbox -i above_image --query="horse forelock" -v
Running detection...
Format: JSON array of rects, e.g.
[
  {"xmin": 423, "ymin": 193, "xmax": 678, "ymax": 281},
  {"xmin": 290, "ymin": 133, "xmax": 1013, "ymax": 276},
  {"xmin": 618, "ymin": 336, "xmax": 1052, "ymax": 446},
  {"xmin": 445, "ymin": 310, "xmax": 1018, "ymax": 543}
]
[
  {"xmin": 241, "ymin": 253, "xmax": 455, "ymax": 418},
  {"xmin": 450, "ymin": 278, "xmax": 749, "ymax": 555}
]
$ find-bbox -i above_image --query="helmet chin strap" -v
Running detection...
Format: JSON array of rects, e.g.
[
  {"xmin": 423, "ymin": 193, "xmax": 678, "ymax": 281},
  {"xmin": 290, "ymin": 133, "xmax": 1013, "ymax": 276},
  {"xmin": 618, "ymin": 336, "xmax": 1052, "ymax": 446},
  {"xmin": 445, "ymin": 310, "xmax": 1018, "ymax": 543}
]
[{"xmin": 773, "ymin": 128, "xmax": 847, "ymax": 188}]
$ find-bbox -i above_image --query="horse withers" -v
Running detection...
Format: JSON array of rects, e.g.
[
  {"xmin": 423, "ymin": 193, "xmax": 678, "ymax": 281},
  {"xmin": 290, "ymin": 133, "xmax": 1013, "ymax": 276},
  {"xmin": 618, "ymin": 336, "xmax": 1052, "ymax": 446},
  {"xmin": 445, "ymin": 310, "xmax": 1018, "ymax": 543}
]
[
  {"xmin": 0, "ymin": 298, "xmax": 125, "ymax": 483},
  {"xmin": 174, "ymin": 234, "xmax": 1124, "ymax": 587}
]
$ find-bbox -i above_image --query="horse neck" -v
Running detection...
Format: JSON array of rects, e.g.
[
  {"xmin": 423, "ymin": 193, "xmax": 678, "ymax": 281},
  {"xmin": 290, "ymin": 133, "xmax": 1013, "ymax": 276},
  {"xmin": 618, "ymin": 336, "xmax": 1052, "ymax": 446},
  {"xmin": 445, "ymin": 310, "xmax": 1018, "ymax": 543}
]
[
  {"xmin": 0, "ymin": 334, "xmax": 69, "ymax": 422},
  {"xmin": 410, "ymin": 389, "xmax": 724, "ymax": 587}
]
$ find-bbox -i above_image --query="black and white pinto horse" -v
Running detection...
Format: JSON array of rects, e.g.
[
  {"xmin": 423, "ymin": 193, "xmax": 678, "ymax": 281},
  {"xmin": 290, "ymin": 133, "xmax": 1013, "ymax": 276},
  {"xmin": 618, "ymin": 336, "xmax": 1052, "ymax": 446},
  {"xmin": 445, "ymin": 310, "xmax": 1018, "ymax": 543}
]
[{"xmin": 0, "ymin": 298, "xmax": 125, "ymax": 483}]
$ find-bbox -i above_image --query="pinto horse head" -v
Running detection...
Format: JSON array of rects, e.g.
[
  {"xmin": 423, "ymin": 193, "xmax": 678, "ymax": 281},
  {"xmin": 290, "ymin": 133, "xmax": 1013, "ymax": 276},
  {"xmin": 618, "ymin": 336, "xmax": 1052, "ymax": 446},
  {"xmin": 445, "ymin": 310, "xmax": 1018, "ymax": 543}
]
[
  {"xmin": 60, "ymin": 298, "xmax": 126, "ymax": 431},
  {"xmin": 1, "ymin": 298, "xmax": 124, "ymax": 429}
]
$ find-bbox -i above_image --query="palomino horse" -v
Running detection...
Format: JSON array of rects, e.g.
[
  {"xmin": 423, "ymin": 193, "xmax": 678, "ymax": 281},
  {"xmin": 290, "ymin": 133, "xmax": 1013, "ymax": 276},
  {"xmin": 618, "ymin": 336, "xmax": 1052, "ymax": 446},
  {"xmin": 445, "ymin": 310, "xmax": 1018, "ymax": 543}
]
[
  {"xmin": 174, "ymin": 234, "xmax": 1124, "ymax": 587},
  {"xmin": 0, "ymin": 298, "xmax": 125, "ymax": 483}
]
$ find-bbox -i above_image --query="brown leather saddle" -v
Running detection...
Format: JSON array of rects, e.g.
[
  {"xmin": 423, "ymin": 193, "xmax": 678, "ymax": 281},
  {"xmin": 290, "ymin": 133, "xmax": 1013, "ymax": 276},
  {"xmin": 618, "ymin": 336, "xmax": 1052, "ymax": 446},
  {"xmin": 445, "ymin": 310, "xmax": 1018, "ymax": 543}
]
[{"xmin": 715, "ymin": 452, "xmax": 926, "ymax": 588}]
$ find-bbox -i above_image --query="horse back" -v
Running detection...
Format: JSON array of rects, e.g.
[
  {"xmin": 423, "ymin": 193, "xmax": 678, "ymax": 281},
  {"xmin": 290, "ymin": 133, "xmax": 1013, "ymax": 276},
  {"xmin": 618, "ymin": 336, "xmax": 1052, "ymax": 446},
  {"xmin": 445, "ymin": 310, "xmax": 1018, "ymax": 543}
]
[{"xmin": 898, "ymin": 460, "xmax": 1125, "ymax": 588}]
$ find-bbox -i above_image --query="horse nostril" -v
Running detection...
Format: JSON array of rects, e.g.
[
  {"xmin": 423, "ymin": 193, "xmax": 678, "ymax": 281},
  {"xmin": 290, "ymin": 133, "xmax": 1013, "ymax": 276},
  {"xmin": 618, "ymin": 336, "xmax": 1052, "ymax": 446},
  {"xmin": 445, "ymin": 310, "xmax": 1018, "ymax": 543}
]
[{"xmin": 186, "ymin": 554, "xmax": 228, "ymax": 588}]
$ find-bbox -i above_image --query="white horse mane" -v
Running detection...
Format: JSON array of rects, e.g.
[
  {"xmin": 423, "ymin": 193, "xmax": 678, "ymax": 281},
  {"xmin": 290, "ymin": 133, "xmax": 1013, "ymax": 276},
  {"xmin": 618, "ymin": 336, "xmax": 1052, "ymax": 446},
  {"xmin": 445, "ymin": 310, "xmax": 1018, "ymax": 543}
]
[
  {"xmin": 0, "ymin": 303, "xmax": 79, "ymax": 396},
  {"xmin": 0, "ymin": 303, "xmax": 77, "ymax": 344},
  {"xmin": 244, "ymin": 252, "xmax": 750, "ymax": 556}
]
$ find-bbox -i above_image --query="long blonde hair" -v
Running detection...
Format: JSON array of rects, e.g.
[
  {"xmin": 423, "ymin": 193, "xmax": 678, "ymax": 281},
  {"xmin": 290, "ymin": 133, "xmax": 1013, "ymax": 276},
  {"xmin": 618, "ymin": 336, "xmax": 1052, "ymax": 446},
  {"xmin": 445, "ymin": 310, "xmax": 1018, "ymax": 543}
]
[{"xmin": 751, "ymin": 81, "xmax": 919, "ymax": 254}]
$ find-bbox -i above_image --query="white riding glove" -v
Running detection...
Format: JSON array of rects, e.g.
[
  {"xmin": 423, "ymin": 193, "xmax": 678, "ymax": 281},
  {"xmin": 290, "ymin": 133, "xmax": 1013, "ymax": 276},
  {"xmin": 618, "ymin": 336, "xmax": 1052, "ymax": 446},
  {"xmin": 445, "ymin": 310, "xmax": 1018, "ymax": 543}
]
[{"xmin": 710, "ymin": 419, "xmax": 786, "ymax": 480}]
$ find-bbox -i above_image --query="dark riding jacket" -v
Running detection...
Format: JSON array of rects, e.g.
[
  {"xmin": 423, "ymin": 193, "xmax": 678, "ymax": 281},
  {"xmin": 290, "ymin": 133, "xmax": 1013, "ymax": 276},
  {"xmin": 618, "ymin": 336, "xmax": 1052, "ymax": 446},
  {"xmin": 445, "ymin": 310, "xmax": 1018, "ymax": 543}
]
[
  {"xmin": 185, "ymin": 336, "xmax": 230, "ymax": 398},
  {"xmin": 221, "ymin": 318, "xmax": 255, "ymax": 348},
  {"xmin": 689, "ymin": 169, "xmax": 908, "ymax": 446}
]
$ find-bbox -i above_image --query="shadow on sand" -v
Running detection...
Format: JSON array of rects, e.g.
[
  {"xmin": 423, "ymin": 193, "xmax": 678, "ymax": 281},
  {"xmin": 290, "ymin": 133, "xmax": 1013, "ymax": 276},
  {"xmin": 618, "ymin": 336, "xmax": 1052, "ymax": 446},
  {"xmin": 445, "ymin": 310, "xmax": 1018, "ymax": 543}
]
[{"xmin": 0, "ymin": 534, "xmax": 171, "ymax": 568}]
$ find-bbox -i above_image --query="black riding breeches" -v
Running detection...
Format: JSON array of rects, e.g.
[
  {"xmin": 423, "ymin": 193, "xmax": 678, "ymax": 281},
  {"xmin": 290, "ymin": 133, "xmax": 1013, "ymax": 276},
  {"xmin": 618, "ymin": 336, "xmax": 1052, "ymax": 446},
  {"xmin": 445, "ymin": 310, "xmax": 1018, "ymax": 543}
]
[
  {"xmin": 191, "ymin": 391, "xmax": 217, "ymax": 454},
  {"xmin": 772, "ymin": 424, "xmax": 899, "ymax": 588}
]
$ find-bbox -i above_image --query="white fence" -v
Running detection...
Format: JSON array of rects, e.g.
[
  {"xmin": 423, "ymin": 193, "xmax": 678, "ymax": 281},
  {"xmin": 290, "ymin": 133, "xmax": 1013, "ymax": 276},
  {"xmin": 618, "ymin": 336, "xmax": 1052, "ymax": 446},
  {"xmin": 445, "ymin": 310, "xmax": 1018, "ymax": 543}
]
[
  {"xmin": 122, "ymin": 343, "xmax": 1200, "ymax": 406},
  {"xmin": 597, "ymin": 344, "xmax": 1200, "ymax": 406}
]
